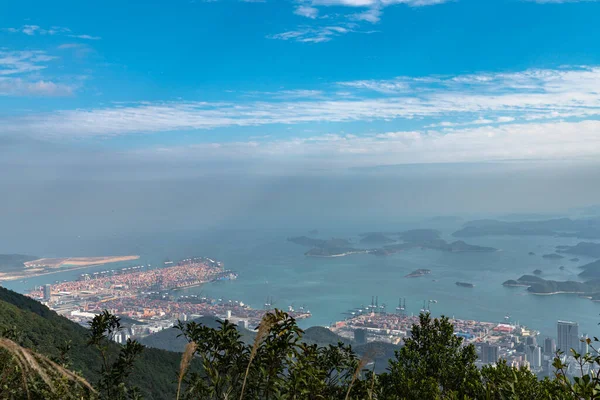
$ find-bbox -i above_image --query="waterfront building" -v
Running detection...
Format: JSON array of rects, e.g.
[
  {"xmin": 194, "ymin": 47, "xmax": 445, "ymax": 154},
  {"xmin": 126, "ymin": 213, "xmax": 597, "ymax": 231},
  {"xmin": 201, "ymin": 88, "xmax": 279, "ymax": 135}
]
[{"xmin": 557, "ymin": 321, "xmax": 579, "ymax": 354}]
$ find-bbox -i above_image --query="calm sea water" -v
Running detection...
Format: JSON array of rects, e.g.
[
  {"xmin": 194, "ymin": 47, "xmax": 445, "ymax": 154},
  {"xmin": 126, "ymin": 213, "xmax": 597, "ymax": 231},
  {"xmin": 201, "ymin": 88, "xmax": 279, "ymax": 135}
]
[{"xmin": 4, "ymin": 223, "xmax": 600, "ymax": 340}]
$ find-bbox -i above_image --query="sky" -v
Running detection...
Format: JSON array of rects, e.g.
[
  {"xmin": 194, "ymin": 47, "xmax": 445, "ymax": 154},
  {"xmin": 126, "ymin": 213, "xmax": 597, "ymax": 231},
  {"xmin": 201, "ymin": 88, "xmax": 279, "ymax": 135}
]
[{"xmin": 2, "ymin": 0, "xmax": 600, "ymax": 241}]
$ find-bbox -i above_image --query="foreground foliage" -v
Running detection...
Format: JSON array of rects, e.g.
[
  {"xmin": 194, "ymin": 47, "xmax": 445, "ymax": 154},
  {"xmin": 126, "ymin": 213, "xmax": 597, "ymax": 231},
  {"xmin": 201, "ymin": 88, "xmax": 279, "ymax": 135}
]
[{"xmin": 3, "ymin": 289, "xmax": 600, "ymax": 399}]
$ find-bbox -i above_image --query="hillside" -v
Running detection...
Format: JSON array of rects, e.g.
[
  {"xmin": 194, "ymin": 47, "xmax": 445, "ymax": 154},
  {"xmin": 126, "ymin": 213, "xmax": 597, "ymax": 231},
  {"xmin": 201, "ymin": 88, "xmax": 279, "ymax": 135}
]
[
  {"xmin": 0, "ymin": 286, "xmax": 182, "ymax": 400},
  {"xmin": 139, "ymin": 316, "xmax": 256, "ymax": 352}
]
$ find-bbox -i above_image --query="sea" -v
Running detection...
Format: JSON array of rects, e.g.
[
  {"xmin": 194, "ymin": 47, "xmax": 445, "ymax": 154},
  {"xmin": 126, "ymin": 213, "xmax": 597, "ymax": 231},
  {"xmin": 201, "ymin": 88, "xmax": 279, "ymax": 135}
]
[{"xmin": 3, "ymin": 220, "xmax": 600, "ymax": 341}]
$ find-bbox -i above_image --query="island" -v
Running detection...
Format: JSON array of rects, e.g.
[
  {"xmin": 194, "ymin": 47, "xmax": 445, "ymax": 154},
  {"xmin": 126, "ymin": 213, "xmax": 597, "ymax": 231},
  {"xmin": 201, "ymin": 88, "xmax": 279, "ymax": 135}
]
[
  {"xmin": 305, "ymin": 247, "xmax": 368, "ymax": 257},
  {"xmin": 577, "ymin": 260, "xmax": 600, "ymax": 279},
  {"xmin": 382, "ymin": 239, "xmax": 497, "ymax": 255},
  {"xmin": 0, "ymin": 255, "xmax": 140, "ymax": 281},
  {"xmin": 542, "ymin": 253, "xmax": 564, "ymax": 260},
  {"xmin": 559, "ymin": 266, "xmax": 565, "ymax": 270},
  {"xmin": 528, "ymin": 252, "xmax": 536, "ymax": 256},
  {"xmin": 397, "ymin": 229, "xmax": 441, "ymax": 242},
  {"xmin": 456, "ymin": 282, "xmax": 474, "ymax": 288},
  {"xmin": 533, "ymin": 269, "xmax": 543, "ymax": 275},
  {"xmin": 288, "ymin": 230, "xmax": 497, "ymax": 259},
  {"xmin": 557, "ymin": 242, "xmax": 600, "ymax": 258},
  {"xmin": 405, "ymin": 269, "xmax": 431, "ymax": 278},
  {"xmin": 359, "ymin": 233, "xmax": 395, "ymax": 245},
  {"xmin": 452, "ymin": 218, "xmax": 600, "ymax": 239},
  {"xmin": 502, "ymin": 274, "xmax": 600, "ymax": 296}
]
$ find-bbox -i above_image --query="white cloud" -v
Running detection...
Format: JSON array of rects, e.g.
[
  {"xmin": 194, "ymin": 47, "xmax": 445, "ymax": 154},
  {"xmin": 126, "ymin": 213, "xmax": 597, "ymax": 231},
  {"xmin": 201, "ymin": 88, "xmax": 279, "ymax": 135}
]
[
  {"xmin": 274, "ymin": 0, "xmax": 448, "ymax": 43},
  {"xmin": 140, "ymin": 120, "xmax": 600, "ymax": 167},
  {"xmin": 0, "ymin": 78, "xmax": 74, "ymax": 96},
  {"xmin": 4, "ymin": 65, "xmax": 600, "ymax": 136},
  {"xmin": 294, "ymin": 5, "xmax": 320, "ymax": 18},
  {"xmin": 529, "ymin": 0, "xmax": 600, "ymax": 3},
  {"xmin": 269, "ymin": 25, "xmax": 352, "ymax": 42},
  {"xmin": 0, "ymin": 50, "xmax": 77, "ymax": 97},
  {"xmin": 67, "ymin": 34, "xmax": 102, "ymax": 40},
  {"xmin": 2, "ymin": 24, "xmax": 100, "ymax": 40},
  {"xmin": 337, "ymin": 79, "xmax": 409, "ymax": 93},
  {"xmin": 0, "ymin": 50, "xmax": 56, "ymax": 75}
]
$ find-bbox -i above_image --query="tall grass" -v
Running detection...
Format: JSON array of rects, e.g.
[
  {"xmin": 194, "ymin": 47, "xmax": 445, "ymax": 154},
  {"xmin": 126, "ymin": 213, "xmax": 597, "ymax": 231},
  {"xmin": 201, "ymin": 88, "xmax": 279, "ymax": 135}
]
[
  {"xmin": 0, "ymin": 337, "xmax": 95, "ymax": 398},
  {"xmin": 239, "ymin": 313, "xmax": 276, "ymax": 400},
  {"xmin": 344, "ymin": 353, "xmax": 370, "ymax": 400},
  {"xmin": 176, "ymin": 341, "xmax": 197, "ymax": 400}
]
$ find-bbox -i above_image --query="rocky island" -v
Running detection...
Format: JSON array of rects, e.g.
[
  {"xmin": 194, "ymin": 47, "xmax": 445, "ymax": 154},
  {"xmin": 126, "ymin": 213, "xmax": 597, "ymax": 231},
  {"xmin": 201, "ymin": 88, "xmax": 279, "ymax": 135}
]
[
  {"xmin": 405, "ymin": 269, "xmax": 431, "ymax": 278},
  {"xmin": 456, "ymin": 282, "xmax": 474, "ymax": 288}
]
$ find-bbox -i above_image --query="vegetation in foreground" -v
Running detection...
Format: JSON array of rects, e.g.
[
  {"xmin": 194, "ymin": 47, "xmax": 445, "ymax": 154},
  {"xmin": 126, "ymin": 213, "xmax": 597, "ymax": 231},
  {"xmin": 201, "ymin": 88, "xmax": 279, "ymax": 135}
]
[{"xmin": 3, "ymin": 289, "xmax": 600, "ymax": 399}]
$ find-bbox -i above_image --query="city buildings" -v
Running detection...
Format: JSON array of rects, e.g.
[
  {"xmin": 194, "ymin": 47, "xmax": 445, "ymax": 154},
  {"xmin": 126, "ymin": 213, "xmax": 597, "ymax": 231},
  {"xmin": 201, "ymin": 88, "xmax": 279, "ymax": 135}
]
[
  {"xmin": 557, "ymin": 321, "xmax": 579, "ymax": 354},
  {"xmin": 480, "ymin": 343, "xmax": 499, "ymax": 364},
  {"xmin": 544, "ymin": 337, "xmax": 556, "ymax": 355},
  {"xmin": 43, "ymin": 284, "xmax": 51, "ymax": 301}
]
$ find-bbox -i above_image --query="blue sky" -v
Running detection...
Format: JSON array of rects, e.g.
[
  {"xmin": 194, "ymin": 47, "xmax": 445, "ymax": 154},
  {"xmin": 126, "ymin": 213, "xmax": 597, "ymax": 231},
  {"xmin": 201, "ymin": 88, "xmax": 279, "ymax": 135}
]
[{"xmin": 2, "ymin": 0, "xmax": 600, "ymax": 169}]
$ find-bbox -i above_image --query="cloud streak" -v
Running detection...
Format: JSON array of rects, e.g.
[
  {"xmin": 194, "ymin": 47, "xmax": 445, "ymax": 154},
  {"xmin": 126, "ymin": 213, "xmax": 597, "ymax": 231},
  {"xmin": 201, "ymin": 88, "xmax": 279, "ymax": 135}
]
[
  {"xmin": 0, "ymin": 50, "xmax": 77, "ymax": 96},
  {"xmin": 4, "ymin": 65, "xmax": 600, "ymax": 136},
  {"xmin": 2, "ymin": 24, "xmax": 101, "ymax": 40}
]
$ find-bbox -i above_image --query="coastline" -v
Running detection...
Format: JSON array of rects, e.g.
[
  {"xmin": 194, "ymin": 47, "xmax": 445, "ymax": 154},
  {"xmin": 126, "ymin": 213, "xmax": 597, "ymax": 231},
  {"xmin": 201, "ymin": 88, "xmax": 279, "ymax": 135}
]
[
  {"xmin": 0, "ymin": 255, "xmax": 140, "ymax": 282},
  {"xmin": 529, "ymin": 291, "xmax": 588, "ymax": 296}
]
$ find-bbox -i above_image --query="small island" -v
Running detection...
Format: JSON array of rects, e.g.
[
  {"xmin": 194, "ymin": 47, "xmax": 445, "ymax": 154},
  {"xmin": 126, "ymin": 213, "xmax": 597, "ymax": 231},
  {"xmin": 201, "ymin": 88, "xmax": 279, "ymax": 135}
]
[
  {"xmin": 533, "ymin": 269, "xmax": 543, "ymax": 275},
  {"xmin": 405, "ymin": 269, "xmax": 431, "ymax": 278},
  {"xmin": 528, "ymin": 252, "xmax": 535, "ymax": 256},
  {"xmin": 559, "ymin": 266, "xmax": 565, "ymax": 270},
  {"xmin": 456, "ymin": 282, "xmax": 474, "ymax": 288}
]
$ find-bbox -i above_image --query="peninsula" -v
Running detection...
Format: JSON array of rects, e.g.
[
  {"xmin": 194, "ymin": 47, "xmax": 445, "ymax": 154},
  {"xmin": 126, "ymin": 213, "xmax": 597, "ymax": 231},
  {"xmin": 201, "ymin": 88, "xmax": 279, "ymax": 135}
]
[{"xmin": 0, "ymin": 255, "xmax": 140, "ymax": 281}]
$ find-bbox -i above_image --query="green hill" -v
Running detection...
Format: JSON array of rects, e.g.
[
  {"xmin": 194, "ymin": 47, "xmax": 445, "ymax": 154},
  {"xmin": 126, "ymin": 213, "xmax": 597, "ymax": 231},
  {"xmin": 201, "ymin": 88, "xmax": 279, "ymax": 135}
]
[
  {"xmin": 0, "ymin": 286, "xmax": 181, "ymax": 400},
  {"xmin": 139, "ymin": 316, "xmax": 256, "ymax": 352}
]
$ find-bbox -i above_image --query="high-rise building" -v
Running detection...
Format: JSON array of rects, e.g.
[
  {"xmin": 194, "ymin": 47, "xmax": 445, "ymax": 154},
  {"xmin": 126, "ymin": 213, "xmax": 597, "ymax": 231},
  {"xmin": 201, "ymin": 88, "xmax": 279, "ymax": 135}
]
[
  {"xmin": 480, "ymin": 343, "xmax": 499, "ymax": 364},
  {"xmin": 43, "ymin": 284, "xmax": 51, "ymax": 301},
  {"xmin": 526, "ymin": 345, "xmax": 542, "ymax": 368},
  {"xmin": 526, "ymin": 336, "xmax": 537, "ymax": 347},
  {"xmin": 354, "ymin": 328, "xmax": 367, "ymax": 345},
  {"xmin": 557, "ymin": 321, "xmax": 579, "ymax": 354},
  {"xmin": 544, "ymin": 337, "xmax": 556, "ymax": 355}
]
